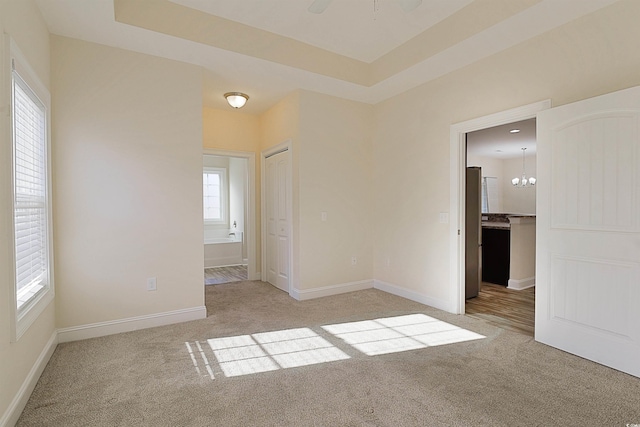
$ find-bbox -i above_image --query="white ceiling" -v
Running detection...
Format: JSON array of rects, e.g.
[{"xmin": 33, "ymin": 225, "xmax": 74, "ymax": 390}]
[
  {"xmin": 35, "ymin": 0, "xmax": 621, "ymax": 114},
  {"xmin": 467, "ymin": 118, "xmax": 536, "ymax": 159},
  {"xmin": 169, "ymin": 0, "xmax": 473, "ymax": 63}
]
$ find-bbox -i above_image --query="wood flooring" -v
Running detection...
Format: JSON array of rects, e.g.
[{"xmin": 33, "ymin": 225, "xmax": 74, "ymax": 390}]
[
  {"xmin": 204, "ymin": 265, "xmax": 248, "ymax": 285},
  {"xmin": 465, "ymin": 283, "xmax": 535, "ymax": 336}
]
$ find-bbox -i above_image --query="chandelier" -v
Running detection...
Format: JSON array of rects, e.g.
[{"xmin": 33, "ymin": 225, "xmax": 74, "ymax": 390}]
[{"xmin": 512, "ymin": 147, "xmax": 536, "ymax": 187}]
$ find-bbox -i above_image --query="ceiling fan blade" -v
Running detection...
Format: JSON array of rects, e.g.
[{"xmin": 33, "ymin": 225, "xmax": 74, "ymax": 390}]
[
  {"xmin": 398, "ymin": 0, "xmax": 422, "ymax": 13},
  {"xmin": 308, "ymin": 0, "xmax": 332, "ymax": 14}
]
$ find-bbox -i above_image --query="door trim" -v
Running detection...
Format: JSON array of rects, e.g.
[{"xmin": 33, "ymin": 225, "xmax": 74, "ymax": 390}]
[
  {"xmin": 203, "ymin": 148, "xmax": 258, "ymax": 280},
  {"xmin": 449, "ymin": 100, "xmax": 551, "ymax": 314},
  {"xmin": 261, "ymin": 140, "xmax": 294, "ymax": 297}
]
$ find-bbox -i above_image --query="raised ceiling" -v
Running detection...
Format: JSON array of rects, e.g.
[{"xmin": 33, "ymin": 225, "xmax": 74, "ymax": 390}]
[
  {"xmin": 169, "ymin": 0, "xmax": 474, "ymax": 63},
  {"xmin": 35, "ymin": 0, "xmax": 620, "ymax": 114}
]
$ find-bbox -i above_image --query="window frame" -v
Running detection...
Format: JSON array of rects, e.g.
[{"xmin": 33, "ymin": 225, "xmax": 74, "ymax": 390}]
[
  {"xmin": 203, "ymin": 167, "xmax": 228, "ymax": 226},
  {"xmin": 7, "ymin": 37, "xmax": 54, "ymax": 342}
]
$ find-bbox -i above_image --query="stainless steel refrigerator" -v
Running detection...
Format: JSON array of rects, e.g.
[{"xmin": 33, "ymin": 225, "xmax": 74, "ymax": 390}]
[{"xmin": 465, "ymin": 167, "xmax": 481, "ymax": 299}]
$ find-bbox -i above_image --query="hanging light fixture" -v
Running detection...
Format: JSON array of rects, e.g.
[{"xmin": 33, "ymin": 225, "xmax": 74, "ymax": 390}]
[
  {"xmin": 512, "ymin": 147, "xmax": 536, "ymax": 187},
  {"xmin": 224, "ymin": 92, "xmax": 249, "ymax": 109}
]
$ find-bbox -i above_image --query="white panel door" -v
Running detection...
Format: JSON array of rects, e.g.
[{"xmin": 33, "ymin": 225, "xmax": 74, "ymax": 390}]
[
  {"xmin": 265, "ymin": 150, "xmax": 290, "ymax": 292},
  {"xmin": 266, "ymin": 155, "xmax": 278, "ymax": 286},
  {"xmin": 536, "ymin": 86, "xmax": 640, "ymax": 377}
]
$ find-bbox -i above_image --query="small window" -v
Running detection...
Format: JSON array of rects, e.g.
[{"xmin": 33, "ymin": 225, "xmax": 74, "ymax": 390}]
[
  {"xmin": 203, "ymin": 168, "xmax": 227, "ymax": 224},
  {"xmin": 482, "ymin": 176, "xmax": 499, "ymax": 213},
  {"xmin": 481, "ymin": 177, "xmax": 489, "ymax": 213},
  {"xmin": 9, "ymin": 39, "xmax": 54, "ymax": 341}
]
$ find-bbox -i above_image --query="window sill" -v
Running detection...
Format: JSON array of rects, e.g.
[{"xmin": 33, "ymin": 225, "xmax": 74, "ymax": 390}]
[
  {"xmin": 17, "ymin": 282, "xmax": 45, "ymax": 310},
  {"xmin": 13, "ymin": 283, "xmax": 53, "ymax": 342}
]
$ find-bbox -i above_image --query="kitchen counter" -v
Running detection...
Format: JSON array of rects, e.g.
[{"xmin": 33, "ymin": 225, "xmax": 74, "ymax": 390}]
[
  {"xmin": 481, "ymin": 222, "xmax": 510, "ymax": 229},
  {"xmin": 481, "ymin": 213, "xmax": 535, "ymax": 229}
]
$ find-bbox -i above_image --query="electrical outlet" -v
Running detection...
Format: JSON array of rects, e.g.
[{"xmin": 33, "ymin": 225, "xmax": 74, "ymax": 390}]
[
  {"xmin": 439, "ymin": 212, "xmax": 449, "ymax": 224},
  {"xmin": 321, "ymin": 211, "xmax": 327, "ymax": 221},
  {"xmin": 147, "ymin": 277, "xmax": 157, "ymax": 291},
  {"xmin": 351, "ymin": 256, "xmax": 357, "ymax": 265}
]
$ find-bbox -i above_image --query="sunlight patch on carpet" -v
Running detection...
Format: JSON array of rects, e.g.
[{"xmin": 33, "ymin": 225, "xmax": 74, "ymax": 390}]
[
  {"xmin": 206, "ymin": 328, "xmax": 350, "ymax": 377},
  {"xmin": 185, "ymin": 314, "xmax": 484, "ymax": 379},
  {"xmin": 322, "ymin": 313, "xmax": 485, "ymax": 356}
]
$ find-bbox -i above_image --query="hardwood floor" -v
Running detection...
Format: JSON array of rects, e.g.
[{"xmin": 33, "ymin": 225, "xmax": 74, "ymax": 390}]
[
  {"xmin": 465, "ymin": 283, "xmax": 535, "ymax": 336},
  {"xmin": 204, "ymin": 265, "xmax": 248, "ymax": 285}
]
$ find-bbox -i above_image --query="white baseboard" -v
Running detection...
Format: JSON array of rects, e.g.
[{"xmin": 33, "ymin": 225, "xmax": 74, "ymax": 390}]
[
  {"xmin": 57, "ymin": 306, "xmax": 207, "ymax": 343},
  {"xmin": 374, "ymin": 280, "xmax": 453, "ymax": 312},
  {"xmin": 507, "ymin": 277, "xmax": 535, "ymax": 290},
  {"xmin": 0, "ymin": 331, "xmax": 58, "ymax": 427},
  {"xmin": 291, "ymin": 279, "xmax": 373, "ymax": 301}
]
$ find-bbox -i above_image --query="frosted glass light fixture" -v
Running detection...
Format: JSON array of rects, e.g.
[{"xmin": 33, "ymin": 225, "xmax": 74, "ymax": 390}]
[
  {"xmin": 512, "ymin": 147, "xmax": 536, "ymax": 187},
  {"xmin": 224, "ymin": 92, "xmax": 249, "ymax": 109}
]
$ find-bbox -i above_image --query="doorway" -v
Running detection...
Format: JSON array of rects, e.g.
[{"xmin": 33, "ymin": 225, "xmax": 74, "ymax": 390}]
[
  {"xmin": 449, "ymin": 100, "xmax": 550, "ymax": 329},
  {"xmin": 464, "ymin": 119, "xmax": 537, "ymax": 335},
  {"xmin": 203, "ymin": 149, "xmax": 257, "ymax": 285}
]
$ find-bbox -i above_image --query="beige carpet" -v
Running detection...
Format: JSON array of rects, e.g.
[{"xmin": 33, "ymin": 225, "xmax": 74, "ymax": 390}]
[{"xmin": 18, "ymin": 281, "xmax": 640, "ymax": 426}]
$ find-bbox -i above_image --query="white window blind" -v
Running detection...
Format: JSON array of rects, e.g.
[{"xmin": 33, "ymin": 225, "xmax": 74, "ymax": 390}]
[
  {"xmin": 203, "ymin": 169, "xmax": 224, "ymax": 221},
  {"xmin": 12, "ymin": 68, "xmax": 48, "ymax": 305}
]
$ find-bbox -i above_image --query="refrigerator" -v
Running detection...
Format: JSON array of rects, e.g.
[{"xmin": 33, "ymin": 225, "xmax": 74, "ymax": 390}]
[{"xmin": 465, "ymin": 167, "xmax": 482, "ymax": 299}]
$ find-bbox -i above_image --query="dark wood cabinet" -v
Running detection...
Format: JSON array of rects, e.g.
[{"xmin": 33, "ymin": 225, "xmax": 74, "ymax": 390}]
[{"xmin": 482, "ymin": 227, "xmax": 510, "ymax": 286}]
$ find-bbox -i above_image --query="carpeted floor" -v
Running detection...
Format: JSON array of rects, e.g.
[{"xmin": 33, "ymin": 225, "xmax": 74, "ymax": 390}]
[{"xmin": 17, "ymin": 281, "xmax": 640, "ymax": 426}]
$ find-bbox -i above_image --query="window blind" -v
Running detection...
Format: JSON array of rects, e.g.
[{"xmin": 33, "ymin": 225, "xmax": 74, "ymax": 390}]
[
  {"xmin": 12, "ymin": 69, "xmax": 48, "ymax": 295},
  {"xmin": 203, "ymin": 171, "xmax": 222, "ymax": 220}
]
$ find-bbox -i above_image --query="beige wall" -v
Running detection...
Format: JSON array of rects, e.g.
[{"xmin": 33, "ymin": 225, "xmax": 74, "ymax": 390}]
[
  {"xmin": 51, "ymin": 36, "xmax": 204, "ymax": 329},
  {"xmin": 373, "ymin": 0, "xmax": 640, "ymax": 307},
  {"xmin": 298, "ymin": 91, "xmax": 373, "ymax": 289},
  {"xmin": 203, "ymin": 107, "xmax": 260, "ymax": 152},
  {"xmin": 260, "ymin": 91, "xmax": 301, "ymax": 152},
  {"xmin": 0, "ymin": 0, "xmax": 55, "ymax": 423}
]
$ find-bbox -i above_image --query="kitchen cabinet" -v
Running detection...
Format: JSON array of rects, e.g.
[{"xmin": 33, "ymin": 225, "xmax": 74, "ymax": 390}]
[{"xmin": 481, "ymin": 227, "xmax": 510, "ymax": 286}]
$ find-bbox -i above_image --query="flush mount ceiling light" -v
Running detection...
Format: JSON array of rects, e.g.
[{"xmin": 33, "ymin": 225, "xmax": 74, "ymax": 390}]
[
  {"xmin": 512, "ymin": 147, "xmax": 536, "ymax": 187},
  {"xmin": 510, "ymin": 129, "xmax": 521, "ymax": 133},
  {"xmin": 224, "ymin": 92, "xmax": 249, "ymax": 109}
]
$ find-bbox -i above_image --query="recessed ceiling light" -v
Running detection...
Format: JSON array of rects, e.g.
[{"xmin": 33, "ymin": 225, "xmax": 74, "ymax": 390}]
[{"xmin": 510, "ymin": 129, "xmax": 520, "ymax": 133}]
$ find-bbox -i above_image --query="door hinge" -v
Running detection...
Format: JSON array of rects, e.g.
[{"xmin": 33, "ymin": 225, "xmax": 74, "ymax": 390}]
[{"xmin": 458, "ymin": 229, "xmax": 461, "ymax": 236}]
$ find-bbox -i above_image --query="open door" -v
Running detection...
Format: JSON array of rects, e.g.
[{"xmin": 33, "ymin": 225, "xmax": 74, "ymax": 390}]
[{"xmin": 536, "ymin": 86, "xmax": 640, "ymax": 377}]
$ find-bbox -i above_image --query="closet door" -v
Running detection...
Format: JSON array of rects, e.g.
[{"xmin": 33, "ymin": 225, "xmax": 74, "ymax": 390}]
[{"xmin": 265, "ymin": 150, "xmax": 290, "ymax": 292}]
